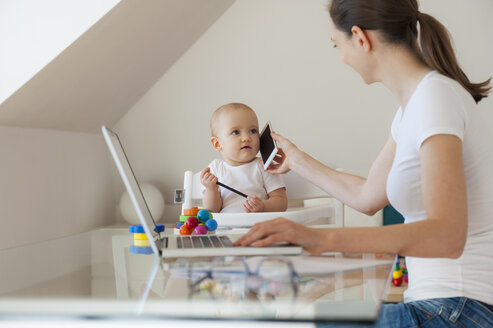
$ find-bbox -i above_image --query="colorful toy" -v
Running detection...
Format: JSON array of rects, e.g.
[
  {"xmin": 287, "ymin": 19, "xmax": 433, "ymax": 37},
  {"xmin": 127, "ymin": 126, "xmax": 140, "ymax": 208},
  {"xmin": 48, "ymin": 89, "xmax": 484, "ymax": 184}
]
[
  {"xmin": 392, "ymin": 256, "xmax": 407, "ymax": 287},
  {"xmin": 179, "ymin": 224, "xmax": 192, "ymax": 235},
  {"xmin": 180, "ymin": 206, "xmax": 201, "ymax": 223},
  {"xmin": 133, "ymin": 239, "xmax": 151, "ymax": 247},
  {"xmin": 183, "ymin": 206, "xmax": 200, "ymax": 216},
  {"xmin": 185, "ymin": 216, "xmax": 199, "ymax": 230},
  {"xmin": 392, "ymin": 278, "xmax": 403, "ymax": 286},
  {"xmin": 402, "ymin": 260, "xmax": 408, "ymax": 283},
  {"xmin": 178, "ymin": 208, "xmax": 218, "ymax": 235},
  {"xmin": 392, "ymin": 269, "xmax": 403, "ymax": 286},
  {"xmin": 129, "ymin": 225, "xmax": 146, "ymax": 234},
  {"xmin": 193, "ymin": 225, "xmax": 208, "ymax": 235},
  {"xmin": 129, "ymin": 245, "xmax": 153, "ymax": 255},
  {"xmin": 180, "ymin": 207, "xmax": 201, "ymax": 223},
  {"xmin": 197, "ymin": 209, "xmax": 213, "ymax": 222},
  {"xmin": 128, "ymin": 224, "xmax": 164, "ymax": 255},
  {"xmin": 133, "ymin": 232, "xmax": 147, "ymax": 240},
  {"xmin": 129, "ymin": 224, "xmax": 164, "ymax": 234},
  {"xmin": 205, "ymin": 218, "xmax": 218, "ymax": 231}
]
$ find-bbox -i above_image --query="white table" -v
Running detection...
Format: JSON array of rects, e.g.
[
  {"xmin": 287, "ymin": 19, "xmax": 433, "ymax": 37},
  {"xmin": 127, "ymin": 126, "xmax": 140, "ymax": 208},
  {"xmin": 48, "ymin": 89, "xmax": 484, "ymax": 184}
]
[{"xmin": 0, "ymin": 227, "xmax": 394, "ymax": 325}]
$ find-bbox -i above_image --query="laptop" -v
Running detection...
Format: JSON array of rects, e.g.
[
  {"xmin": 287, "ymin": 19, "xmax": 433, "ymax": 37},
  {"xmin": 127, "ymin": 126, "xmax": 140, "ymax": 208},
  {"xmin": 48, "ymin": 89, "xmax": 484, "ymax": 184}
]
[{"xmin": 102, "ymin": 125, "xmax": 302, "ymax": 258}]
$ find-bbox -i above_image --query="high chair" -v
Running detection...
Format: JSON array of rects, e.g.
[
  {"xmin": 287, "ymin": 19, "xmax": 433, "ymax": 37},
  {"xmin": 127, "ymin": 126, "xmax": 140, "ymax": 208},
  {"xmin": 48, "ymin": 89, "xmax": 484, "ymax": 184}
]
[{"xmin": 180, "ymin": 170, "xmax": 344, "ymax": 229}]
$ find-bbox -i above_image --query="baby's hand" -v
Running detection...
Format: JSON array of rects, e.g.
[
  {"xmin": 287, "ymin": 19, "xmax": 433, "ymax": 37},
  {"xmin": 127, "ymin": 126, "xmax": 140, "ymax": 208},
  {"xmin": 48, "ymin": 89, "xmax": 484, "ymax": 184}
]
[
  {"xmin": 200, "ymin": 167, "xmax": 218, "ymax": 190},
  {"xmin": 243, "ymin": 196, "xmax": 265, "ymax": 213}
]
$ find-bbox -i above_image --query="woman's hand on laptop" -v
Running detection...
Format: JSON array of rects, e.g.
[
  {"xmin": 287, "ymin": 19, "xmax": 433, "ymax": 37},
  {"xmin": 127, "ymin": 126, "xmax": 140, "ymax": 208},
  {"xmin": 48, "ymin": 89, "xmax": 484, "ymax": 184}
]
[{"xmin": 234, "ymin": 217, "xmax": 328, "ymax": 255}]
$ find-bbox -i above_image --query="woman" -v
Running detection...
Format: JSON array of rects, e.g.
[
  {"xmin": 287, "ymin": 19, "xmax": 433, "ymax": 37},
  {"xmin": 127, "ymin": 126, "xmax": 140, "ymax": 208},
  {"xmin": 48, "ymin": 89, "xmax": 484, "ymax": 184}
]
[{"xmin": 235, "ymin": 0, "xmax": 493, "ymax": 326}]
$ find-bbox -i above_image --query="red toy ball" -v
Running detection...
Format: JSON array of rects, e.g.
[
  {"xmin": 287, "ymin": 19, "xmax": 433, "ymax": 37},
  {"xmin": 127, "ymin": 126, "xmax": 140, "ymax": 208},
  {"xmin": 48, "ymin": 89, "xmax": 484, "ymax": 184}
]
[
  {"xmin": 392, "ymin": 278, "xmax": 403, "ymax": 286},
  {"xmin": 185, "ymin": 216, "xmax": 199, "ymax": 230}
]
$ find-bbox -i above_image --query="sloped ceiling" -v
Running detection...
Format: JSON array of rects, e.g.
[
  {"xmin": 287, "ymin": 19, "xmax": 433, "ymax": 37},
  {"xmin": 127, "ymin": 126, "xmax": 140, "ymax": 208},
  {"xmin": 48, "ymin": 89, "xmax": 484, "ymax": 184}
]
[{"xmin": 0, "ymin": 0, "xmax": 234, "ymax": 133}]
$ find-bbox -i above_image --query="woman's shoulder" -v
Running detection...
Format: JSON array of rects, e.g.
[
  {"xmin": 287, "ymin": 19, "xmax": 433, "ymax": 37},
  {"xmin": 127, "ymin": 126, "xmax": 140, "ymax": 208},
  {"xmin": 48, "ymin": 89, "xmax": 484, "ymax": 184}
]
[
  {"xmin": 410, "ymin": 72, "xmax": 476, "ymax": 119},
  {"xmin": 420, "ymin": 72, "xmax": 475, "ymax": 105}
]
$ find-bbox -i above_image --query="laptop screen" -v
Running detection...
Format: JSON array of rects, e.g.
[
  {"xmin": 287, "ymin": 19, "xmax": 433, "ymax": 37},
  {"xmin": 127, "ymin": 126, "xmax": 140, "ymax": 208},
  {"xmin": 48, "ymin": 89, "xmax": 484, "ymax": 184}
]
[{"xmin": 102, "ymin": 126, "xmax": 160, "ymax": 253}]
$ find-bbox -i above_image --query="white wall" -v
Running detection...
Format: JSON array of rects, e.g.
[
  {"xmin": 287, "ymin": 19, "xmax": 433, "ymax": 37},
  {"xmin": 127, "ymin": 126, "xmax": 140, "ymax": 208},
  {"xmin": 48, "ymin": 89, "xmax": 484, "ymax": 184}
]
[
  {"xmin": 0, "ymin": 126, "xmax": 116, "ymax": 249},
  {"xmin": 113, "ymin": 0, "xmax": 493, "ymax": 223},
  {"xmin": 0, "ymin": 0, "xmax": 120, "ymax": 104}
]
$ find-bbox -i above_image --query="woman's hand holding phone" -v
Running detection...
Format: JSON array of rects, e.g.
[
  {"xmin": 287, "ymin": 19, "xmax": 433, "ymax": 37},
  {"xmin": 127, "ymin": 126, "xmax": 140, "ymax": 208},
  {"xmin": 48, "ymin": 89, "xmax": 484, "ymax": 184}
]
[{"xmin": 264, "ymin": 132, "xmax": 300, "ymax": 175}]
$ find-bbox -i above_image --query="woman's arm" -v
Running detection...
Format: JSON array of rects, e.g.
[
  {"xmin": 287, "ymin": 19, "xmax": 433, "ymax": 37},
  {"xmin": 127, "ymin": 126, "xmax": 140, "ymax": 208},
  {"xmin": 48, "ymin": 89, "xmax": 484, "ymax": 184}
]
[
  {"xmin": 269, "ymin": 133, "xmax": 395, "ymax": 215},
  {"xmin": 237, "ymin": 134, "xmax": 467, "ymax": 259},
  {"xmin": 340, "ymin": 134, "xmax": 466, "ymax": 258}
]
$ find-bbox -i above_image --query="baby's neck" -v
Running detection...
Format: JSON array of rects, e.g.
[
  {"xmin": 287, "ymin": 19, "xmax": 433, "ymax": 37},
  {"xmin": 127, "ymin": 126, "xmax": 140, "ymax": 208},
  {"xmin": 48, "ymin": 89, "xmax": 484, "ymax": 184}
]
[{"xmin": 223, "ymin": 157, "xmax": 257, "ymax": 167}]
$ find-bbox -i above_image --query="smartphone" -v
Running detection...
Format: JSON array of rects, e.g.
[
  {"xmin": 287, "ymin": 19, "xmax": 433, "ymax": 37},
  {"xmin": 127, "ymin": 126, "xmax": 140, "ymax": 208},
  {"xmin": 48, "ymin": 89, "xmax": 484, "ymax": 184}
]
[{"xmin": 259, "ymin": 121, "xmax": 278, "ymax": 170}]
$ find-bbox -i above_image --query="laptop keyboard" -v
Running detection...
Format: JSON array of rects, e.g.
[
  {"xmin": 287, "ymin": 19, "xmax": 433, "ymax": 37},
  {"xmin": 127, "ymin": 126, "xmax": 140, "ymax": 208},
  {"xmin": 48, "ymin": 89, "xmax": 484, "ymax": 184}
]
[{"xmin": 176, "ymin": 235, "xmax": 234, "ymax": 249}]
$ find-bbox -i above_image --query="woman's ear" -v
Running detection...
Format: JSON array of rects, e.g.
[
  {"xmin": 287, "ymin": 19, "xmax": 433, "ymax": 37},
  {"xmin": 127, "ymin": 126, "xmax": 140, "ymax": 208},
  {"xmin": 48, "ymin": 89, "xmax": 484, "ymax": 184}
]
[
  {"xmin": 211, "ymin": 137, "xmax": 222, "ymax": 152},
  {"xmin": 351, "ymin": 25, "xmax": 372, "ymax": 52}
]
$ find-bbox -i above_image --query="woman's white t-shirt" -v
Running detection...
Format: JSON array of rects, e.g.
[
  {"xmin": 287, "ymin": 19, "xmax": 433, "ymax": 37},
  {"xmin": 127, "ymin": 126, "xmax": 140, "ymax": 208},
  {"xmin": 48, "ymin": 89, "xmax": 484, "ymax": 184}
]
[
  {"xmin": 207, "ymin": 158, "xmax": 285, "ymax": 213},
  {"xmin": 387, "ymin": 71, "xmax": 493, "ymax": 304}
]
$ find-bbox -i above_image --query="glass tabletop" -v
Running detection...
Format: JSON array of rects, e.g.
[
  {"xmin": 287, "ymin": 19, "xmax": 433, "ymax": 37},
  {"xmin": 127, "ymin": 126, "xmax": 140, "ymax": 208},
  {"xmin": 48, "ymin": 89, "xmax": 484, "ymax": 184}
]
[{"xmin": 0, "ymin": 228, "xmax": 394, "ymax": 323}]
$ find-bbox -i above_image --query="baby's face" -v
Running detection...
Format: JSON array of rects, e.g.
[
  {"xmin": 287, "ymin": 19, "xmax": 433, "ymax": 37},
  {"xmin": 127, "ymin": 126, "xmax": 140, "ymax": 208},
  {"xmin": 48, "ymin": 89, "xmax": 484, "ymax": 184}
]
[{"xmin": 213, "ymin": 109, "xmax": 260, "ymax": 166}]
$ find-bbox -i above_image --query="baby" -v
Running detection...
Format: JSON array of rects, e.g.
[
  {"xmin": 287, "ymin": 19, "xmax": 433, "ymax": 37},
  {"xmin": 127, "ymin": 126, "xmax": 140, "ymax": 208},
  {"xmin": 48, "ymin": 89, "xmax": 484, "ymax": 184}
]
[{"xmin": 201, "ymin": 103, "xmax": 288, "ymax": 213}]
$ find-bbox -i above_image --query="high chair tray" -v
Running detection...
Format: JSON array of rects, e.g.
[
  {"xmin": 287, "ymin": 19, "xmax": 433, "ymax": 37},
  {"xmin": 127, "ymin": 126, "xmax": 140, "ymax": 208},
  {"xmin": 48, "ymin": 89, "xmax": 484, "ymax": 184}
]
[{"xmin": 211, "ymin": 204, "xmax": 335, "ymax": 228}]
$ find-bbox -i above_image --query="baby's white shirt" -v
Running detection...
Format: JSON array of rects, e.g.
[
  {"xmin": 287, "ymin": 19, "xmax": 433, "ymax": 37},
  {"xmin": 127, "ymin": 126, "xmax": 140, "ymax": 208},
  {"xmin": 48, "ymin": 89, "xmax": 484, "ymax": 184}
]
[{"xmin": 206, "ymin": 158, "xmax": 285, "ymax": 213}]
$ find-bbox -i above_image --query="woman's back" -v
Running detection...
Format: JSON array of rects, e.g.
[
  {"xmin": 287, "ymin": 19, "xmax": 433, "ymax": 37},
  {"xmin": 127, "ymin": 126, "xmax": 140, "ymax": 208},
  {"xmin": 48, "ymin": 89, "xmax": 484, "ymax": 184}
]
[{"xmin": 387, "ymin": 71, "xmax": 493, "ymax": 304}]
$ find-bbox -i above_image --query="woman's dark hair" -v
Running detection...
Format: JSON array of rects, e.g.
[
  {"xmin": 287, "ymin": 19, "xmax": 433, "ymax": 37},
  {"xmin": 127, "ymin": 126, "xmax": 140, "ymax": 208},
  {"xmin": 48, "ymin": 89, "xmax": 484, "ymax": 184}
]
[{"xmin": 329, "ymin": 0, "xmax": 491, "ymax": 103}]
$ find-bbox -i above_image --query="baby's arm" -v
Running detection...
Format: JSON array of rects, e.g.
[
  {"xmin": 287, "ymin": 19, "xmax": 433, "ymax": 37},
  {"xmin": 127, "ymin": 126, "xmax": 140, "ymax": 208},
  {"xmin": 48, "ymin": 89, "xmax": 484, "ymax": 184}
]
[
  {"xmin": 243, "ymin": 187, "xmax": 288, "ymax": 213},
  {"xmin": 200, "ymin": 167, "xmax": 222, "ymax": 213}
]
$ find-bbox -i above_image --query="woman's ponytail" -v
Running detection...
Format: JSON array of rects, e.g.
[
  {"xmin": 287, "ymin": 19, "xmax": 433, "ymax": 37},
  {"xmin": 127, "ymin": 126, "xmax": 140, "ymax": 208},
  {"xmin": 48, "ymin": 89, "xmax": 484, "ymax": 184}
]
[{"xmin": 418, "ymin": 13, "xmax": 491, "ymax": 103}]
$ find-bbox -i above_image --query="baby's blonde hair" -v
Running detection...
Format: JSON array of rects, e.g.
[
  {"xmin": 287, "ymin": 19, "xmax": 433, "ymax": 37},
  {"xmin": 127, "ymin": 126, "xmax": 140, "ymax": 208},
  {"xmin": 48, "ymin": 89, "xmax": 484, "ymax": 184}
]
[{"xmin": 210, "ymin": 103, "xmax": 256, "ymax": 137}]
